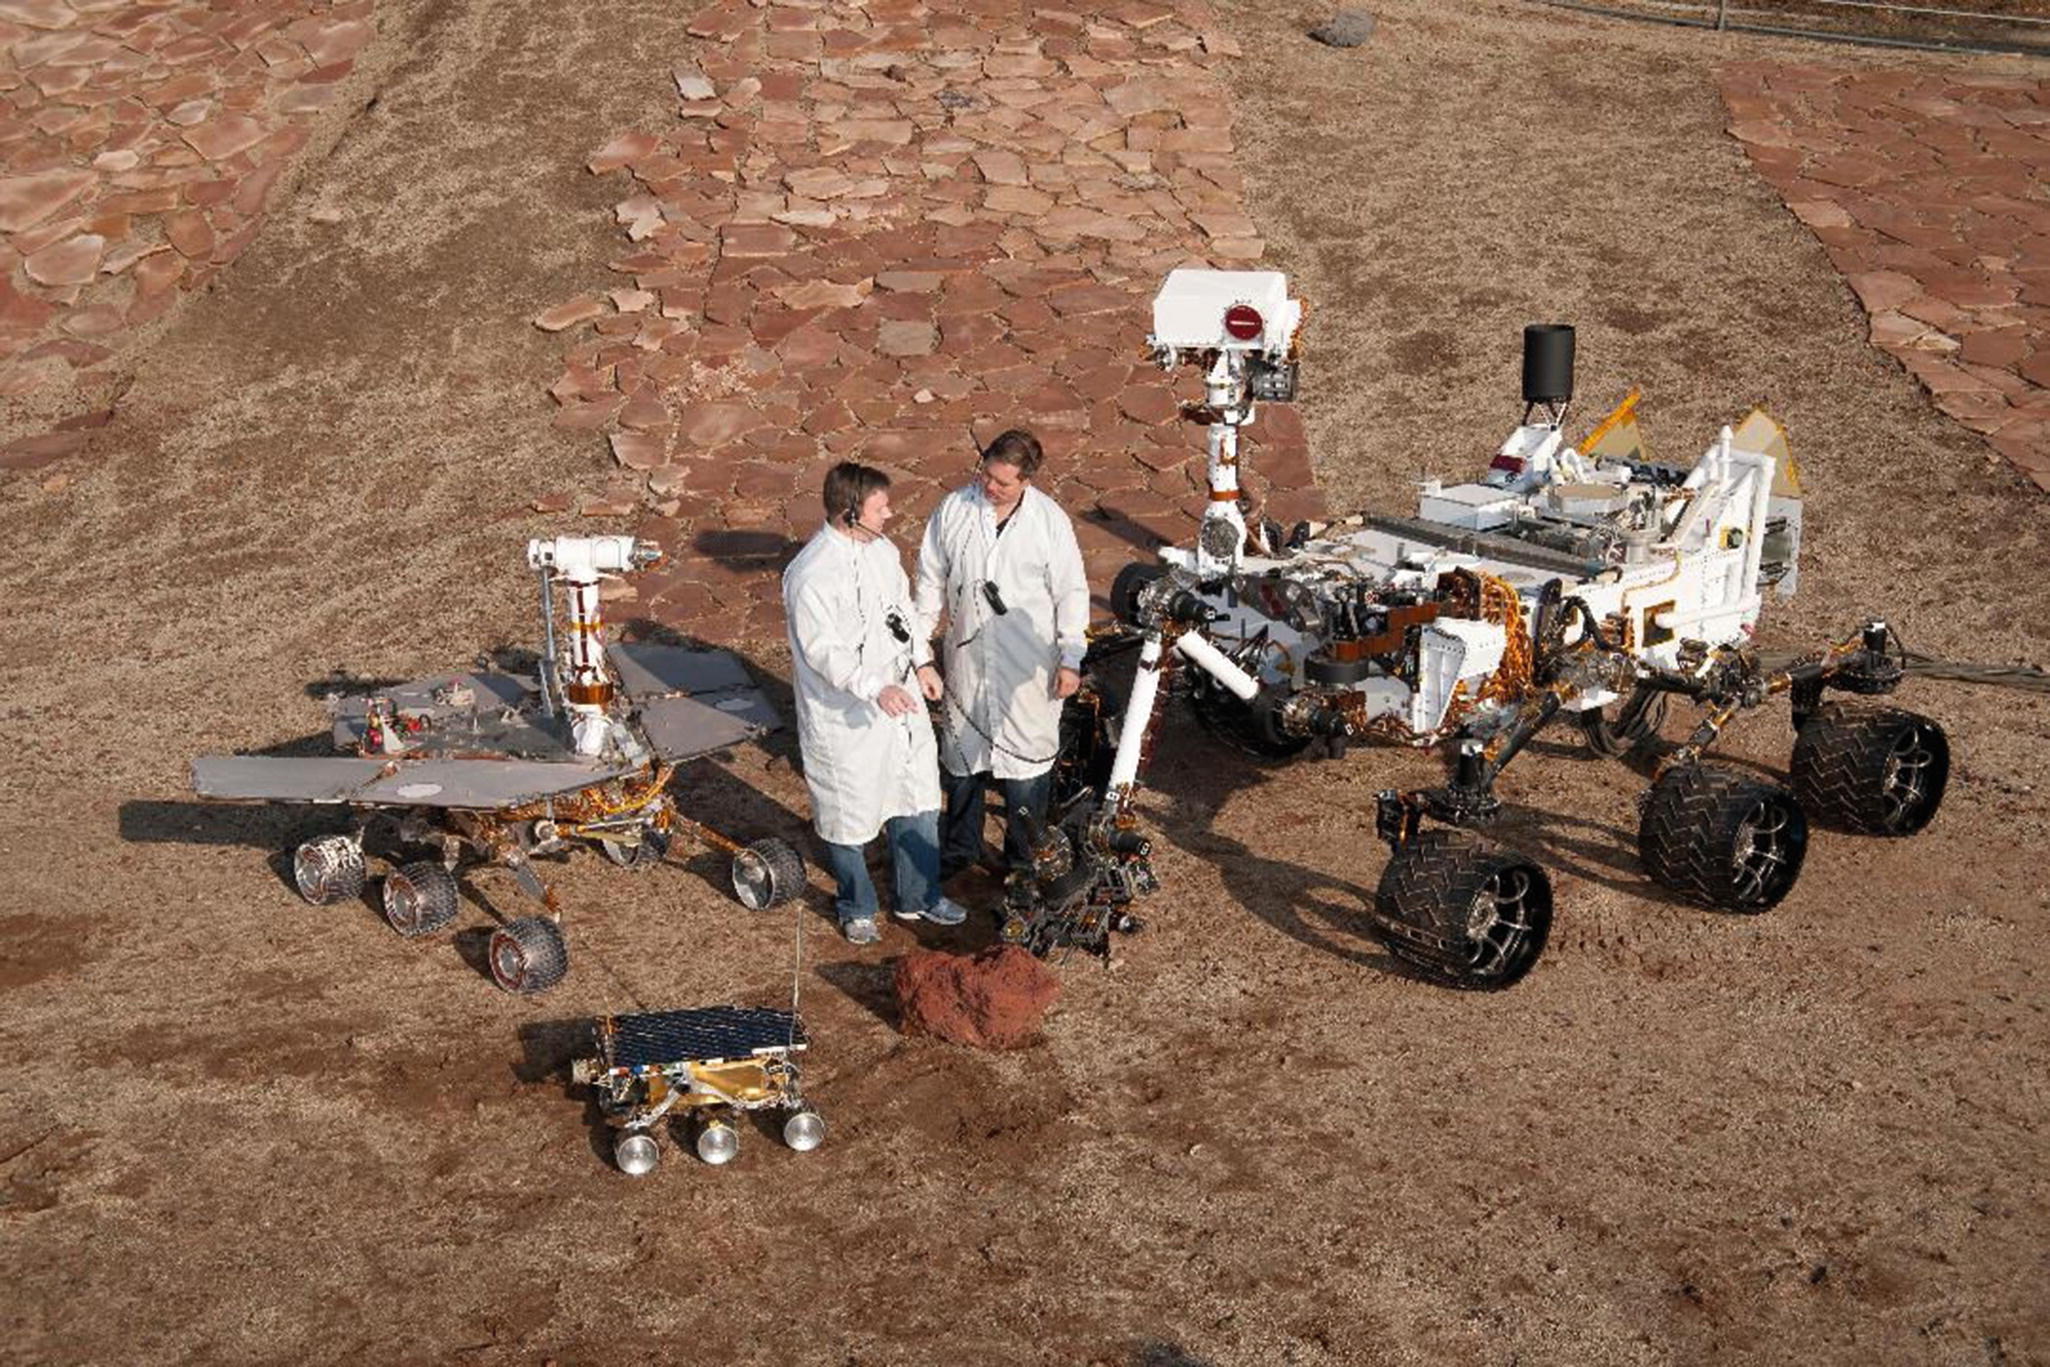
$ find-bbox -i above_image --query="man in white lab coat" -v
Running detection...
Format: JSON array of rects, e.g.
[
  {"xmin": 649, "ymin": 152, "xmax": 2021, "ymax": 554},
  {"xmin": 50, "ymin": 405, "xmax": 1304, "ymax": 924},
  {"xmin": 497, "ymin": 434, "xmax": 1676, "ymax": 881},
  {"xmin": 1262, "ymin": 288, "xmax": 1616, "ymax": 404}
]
[
  {"xmin": 784, "ymin": 462, "xmax": 967, "ymax": 945},
  {"xmin": 913, "ymin": 429, "xmax": 1091, "ymax": 884}
]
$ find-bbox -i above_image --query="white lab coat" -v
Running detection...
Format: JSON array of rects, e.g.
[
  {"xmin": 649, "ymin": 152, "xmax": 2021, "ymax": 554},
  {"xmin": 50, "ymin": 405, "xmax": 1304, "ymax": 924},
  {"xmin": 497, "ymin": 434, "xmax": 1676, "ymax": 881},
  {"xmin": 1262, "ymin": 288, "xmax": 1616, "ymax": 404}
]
[
  {"xmin": 783, "ymin": 523, "xmax": 940, "ymax": 847},
  {"xmin": 914, "ymin": 483, "xmax": 1090, "ymax": 780}
]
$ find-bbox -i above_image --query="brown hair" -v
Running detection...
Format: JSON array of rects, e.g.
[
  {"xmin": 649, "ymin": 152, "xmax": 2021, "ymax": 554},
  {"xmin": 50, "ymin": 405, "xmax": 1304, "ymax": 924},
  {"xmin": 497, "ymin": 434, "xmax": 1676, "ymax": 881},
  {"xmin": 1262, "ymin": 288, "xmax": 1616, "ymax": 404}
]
[
  {"xmin": 822, "ymin": 461, "xmax": 891, "ymax": 527},
  {"xmin": 980, "ymin": 428, "xmax": 1043, "ymax": 480},
  {"xmin": 815, "ymin": 459, "xmax": 889, "ymax": 524}
]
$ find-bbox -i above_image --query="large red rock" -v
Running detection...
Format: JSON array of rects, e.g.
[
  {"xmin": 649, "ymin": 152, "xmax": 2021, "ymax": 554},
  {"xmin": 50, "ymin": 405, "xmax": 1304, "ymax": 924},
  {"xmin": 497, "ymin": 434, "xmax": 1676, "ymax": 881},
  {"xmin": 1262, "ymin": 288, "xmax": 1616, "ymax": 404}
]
[{"xmin": 894, "ymin": 946, "xmax": 1059, "ymax": 1051}]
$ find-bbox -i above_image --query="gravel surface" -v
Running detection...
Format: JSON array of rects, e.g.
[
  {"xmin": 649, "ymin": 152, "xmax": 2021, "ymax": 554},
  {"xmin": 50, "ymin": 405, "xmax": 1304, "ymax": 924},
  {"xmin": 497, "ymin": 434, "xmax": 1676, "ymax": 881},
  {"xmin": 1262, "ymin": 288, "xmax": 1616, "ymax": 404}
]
[{"xmin": 1, "ymin": 2, "xmax": 2045, "ymax": 1363}]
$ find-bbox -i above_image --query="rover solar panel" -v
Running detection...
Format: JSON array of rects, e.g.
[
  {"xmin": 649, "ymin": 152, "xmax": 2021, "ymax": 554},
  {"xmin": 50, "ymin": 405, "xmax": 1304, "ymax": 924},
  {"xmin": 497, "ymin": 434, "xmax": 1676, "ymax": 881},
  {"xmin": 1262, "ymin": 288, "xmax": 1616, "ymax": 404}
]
[{"xmin": 599, "ymin": 1005, "xmax": 809, "ymax": 1072}]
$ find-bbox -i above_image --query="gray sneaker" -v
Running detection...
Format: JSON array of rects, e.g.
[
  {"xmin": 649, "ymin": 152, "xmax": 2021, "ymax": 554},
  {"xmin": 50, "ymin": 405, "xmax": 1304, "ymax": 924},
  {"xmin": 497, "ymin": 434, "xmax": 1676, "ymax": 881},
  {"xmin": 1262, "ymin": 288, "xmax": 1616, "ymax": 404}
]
[
  {"xmin": 894, "ymin": 896, "xmax": 967, "ymax": 926},
  {"xmin": 841, "ymin": 916, "xmax": 881, "ymax": 945}
]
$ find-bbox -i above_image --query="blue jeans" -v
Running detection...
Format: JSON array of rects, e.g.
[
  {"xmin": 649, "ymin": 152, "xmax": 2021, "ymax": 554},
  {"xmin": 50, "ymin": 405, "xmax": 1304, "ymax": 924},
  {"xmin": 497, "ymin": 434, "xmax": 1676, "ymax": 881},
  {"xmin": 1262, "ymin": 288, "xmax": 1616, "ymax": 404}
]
[
  {"xmin": 942, "ymin": 767, "xmax": 1054, "ymax": 878},
  {"xmin": 821, "ymin": 810, "xmax": 941, "ymax": 925}
]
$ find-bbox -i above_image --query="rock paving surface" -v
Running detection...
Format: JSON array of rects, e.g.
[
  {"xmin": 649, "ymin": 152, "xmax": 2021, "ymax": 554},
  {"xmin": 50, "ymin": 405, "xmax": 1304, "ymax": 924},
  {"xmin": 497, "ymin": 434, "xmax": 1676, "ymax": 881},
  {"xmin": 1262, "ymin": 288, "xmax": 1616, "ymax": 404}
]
[
  {"xmin": 0, "ymin": 0, "xmax": 375, "ymax": 462},
  {"xmin": 1720, "ymin": 62, "xmax": 2050, "ymax": 490},
  {"xmin": 535, "ymin": 0, "xmax": 1318, "ymax": 646}
]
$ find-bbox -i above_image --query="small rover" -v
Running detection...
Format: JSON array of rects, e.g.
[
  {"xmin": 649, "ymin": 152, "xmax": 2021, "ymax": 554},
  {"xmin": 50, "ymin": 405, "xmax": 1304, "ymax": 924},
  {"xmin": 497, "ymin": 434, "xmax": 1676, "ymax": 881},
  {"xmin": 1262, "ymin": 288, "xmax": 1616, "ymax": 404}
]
[{"xmin": 571, "ymin": 1004, "xmax": 823, "ymax": 1174}]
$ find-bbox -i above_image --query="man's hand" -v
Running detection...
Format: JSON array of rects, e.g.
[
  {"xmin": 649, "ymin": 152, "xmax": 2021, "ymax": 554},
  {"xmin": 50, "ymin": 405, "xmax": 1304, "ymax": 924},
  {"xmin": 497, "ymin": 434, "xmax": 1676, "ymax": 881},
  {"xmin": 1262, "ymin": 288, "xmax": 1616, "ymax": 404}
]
[
  {"xmin": 1054, "ymin": 666, "xmax": 1083, "ymax": 700},
  {"xmin": 877, "ymin": 683, "xmax": 920, "ymax": 717},
  {"xmin": 915, "ymin": 662, "xmax": 944, "ymax": 702}
]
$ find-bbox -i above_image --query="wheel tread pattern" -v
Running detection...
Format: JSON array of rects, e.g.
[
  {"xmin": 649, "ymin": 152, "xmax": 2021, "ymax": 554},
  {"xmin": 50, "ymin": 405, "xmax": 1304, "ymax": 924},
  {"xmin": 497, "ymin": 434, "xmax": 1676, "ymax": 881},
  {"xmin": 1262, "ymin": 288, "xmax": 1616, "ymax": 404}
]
[
  {"xmin": 489, "ymin": 916, "xmax": 569, "ymax": 995},
  {"xmin": 294, "ymin": 836, "xmax": 365, "ymax": 906},
  {"xmin": 1370, "ymin": 830, "xmax": 1553, "ymax": 991},
  {"xmin": 1790, "ymin": 702, "xmax": 1948, "ymax": 836},
  {"xmin": 1637, "ymin": 763, "xmax": 1807, "ymax": 912},
  {"xmin": 381, "ymin": 860, "xmax": 459, "ymax": 937}
]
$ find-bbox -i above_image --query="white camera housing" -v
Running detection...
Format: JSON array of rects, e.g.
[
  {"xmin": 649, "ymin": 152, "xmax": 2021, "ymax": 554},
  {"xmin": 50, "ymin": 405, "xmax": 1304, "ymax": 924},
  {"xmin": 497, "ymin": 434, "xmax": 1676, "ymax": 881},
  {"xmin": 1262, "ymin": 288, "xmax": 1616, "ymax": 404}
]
[
  {"xmin": 1149, "ymin": 268, "xmax": 1302, "ymax": 358},
  {"xmin": 526, "ymin": 535, "xmax": 661, "ymax": 581}
]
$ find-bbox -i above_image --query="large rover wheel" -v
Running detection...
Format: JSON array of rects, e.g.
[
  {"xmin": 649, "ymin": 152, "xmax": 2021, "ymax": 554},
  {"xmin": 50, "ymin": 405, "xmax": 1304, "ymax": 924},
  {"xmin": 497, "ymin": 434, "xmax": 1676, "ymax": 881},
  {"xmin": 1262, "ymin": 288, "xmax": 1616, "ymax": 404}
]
[
  {"xmin": 488, "ymin": 916, "xmax": 569, "ymax": 994},
  {"xmin": 1050, "ymin": 693, "xmax": 1117, "ymax": 812},
  {"xmin": 1370, "ymin": 830, "xmax": 1553, "ymax": 990},
  {"xmin": 1108, "ymin": 562, "xmax": 1166, "ymax": 626},
  {"xmin": 1187, "ymin": 675, "xmax": 1312, "ymax": 760},
  {"xmin": 1790, "ymin": 703, "xmax": 1948, "ymax": 836},
  {"xmin": 1638, "ymin": 763, "xmax": 1808, "ymax": 912},
  {"xmin": 379, "ymin": 861, "xmax": 459, "ymax": 937},
  {"xmin": 1577, "ymin": 687, "xmax": 1667, "ymax": 759},
  {"xmin": 731, "ymin": 837, "xmax": 805, "ymax": 910},
  {"xmin": 293, "ymin": 835, "xmax": 365, "ymax": 906}
]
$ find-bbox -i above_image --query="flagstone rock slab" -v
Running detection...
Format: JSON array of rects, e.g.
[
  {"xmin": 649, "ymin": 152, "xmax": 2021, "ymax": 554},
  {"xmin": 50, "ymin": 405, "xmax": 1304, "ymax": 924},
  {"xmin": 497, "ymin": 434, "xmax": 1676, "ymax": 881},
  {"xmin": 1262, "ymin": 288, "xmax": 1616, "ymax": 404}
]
[
  {"xmin": 540, "ymin": 0, "xmax": 1320, "ymax": 649},
  {"xmin": 1720, "ymin": 62, "xmax": 2050, "ymax": 488},
  {"xmin": 0, "ymin": 0, "xmax": 380, "ymax": 409}
]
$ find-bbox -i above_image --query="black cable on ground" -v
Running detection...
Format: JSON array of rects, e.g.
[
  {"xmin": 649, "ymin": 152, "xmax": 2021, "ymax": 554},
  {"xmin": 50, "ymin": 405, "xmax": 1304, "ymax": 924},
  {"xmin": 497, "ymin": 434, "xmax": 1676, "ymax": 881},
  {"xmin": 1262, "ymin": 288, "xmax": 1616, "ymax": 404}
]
[{"xmin": 1531, "ymin": 0, "xmax": 2050, "ymax": 60}]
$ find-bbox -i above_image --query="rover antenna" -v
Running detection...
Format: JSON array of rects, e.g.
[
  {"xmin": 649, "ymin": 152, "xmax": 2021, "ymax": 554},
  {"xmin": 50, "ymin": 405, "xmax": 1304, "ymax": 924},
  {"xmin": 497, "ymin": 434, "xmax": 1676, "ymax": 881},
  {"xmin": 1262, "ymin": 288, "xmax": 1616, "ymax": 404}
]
[{"xmin": 536, "ymin": 564, "xmax": 559, "ymax": 718}]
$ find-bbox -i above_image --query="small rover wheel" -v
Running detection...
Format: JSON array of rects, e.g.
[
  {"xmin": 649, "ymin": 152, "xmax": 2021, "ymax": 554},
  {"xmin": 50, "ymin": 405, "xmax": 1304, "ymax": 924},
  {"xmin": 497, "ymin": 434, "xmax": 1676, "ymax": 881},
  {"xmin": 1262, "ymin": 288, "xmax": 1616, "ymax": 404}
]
[
  {"xmin": 782, "ymin": 1108, "xmax": 826, "ymax": 1153},
  {"xmin": 613, "ymin": 1129, "xmax": 661, "ymax": 1177},
  {"xmin": 1369, "ymin": 830, "xmax": 1552, "ymax": 991},
  {"xmin": 695, "ymin": 1115, "xmax": 740, "ymax": 1166},
  {"xmin": 1638, "ymin": 763, "xmax": 1808, "ymax": 912},
  {"xmin": 730, "ymin": 838, "xmax": 805, "ymax": 910},
  {"xmin": 1790, "ymin": 703, "xmax": 1949, "ymax": 837},
  {"xmin": 598, "ymin": 833, "xmax": 663, "ymax": 871},
  {"xmin": 293, "ymin": 835, "xmax": 365, "ymax": 906},
  {"xmin": 379, "ymin": 861, "xmax": 459, "ymax": 937},
  {"xmin": 488, "ymin": 916, "xmax": 570, "ymax": 994}
]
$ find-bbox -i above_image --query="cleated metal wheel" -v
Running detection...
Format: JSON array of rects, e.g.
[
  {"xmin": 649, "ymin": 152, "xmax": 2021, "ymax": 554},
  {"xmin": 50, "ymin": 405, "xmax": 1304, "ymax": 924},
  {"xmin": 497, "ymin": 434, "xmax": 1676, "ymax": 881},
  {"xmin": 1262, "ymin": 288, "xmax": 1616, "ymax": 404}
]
[
  {"xmin": 782, "ymin": 1108, "xmax": 826, "ymax": 1153},
  {"xmin": 730, "ymin": 837, "xmax": 805, "ymax": 910},
  {"xmin": 613, "ymin": 1129, "xmax": 661, "ymax": 1177},
  {"xmin": 488, "ymin": 915, "xmax": 570, "ymax": 994},
  {"xmin": 695, "ymin": 1115, "xmax": 740, "ymax": 1166},
  {"xmin": 379, "ymin": 861, "xmax": 459, "ymax": 937},
  {"xmin": 1638, "ymin": 763, "xmax": 1808, "ymax": 912},
  {"xmin": 1370, "ymin": 830, "xmax": 1553, "ymax": 991},
  {"xmin": 293, "ymin": 835, "xmax": 366, "ymax": 906},
  {"xmin": 1577, "ymin": 686, "xmax": 1667, "ymax": 760},
  {"xmin": 1790, "ymin": 703, "xmax": 1949, "ymax": 837},
  {"xmin": 598, "ymin": 831, "xmax": 664, "ymax": 871}
]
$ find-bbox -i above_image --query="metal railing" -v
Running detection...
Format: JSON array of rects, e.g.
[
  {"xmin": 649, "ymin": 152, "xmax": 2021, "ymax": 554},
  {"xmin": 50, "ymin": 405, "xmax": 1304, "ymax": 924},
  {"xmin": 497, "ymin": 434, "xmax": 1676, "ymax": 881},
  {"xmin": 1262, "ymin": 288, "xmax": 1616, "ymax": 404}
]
[{"xmin": 1534, "ymin": 0, "xmax": 2050, "ymax": 57}]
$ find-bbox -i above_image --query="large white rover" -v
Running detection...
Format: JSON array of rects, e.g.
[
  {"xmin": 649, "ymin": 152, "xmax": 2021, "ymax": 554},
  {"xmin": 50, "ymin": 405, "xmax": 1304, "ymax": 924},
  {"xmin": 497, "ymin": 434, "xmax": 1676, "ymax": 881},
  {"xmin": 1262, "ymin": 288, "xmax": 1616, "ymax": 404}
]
[{"xmin": 1015, "ymin": 269, "xmax": 1950, "ymax": 989}]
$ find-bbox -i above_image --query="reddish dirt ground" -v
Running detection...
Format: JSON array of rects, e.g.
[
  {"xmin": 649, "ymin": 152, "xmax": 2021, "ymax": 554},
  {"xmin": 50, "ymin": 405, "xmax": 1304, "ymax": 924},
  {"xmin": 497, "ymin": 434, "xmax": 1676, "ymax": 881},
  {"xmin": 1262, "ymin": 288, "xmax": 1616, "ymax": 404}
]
[{"xmin": 3, "ymin": 2, "xmax": 2048, "ymax": 1364}]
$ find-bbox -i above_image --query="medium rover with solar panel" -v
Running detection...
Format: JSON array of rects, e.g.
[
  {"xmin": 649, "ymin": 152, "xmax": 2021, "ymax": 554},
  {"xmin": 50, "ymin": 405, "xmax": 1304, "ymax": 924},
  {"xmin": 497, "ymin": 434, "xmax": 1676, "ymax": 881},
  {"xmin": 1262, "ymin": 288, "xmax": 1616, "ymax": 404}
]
[
  {"xmin": 571, "ymin": 1005, "xmax": 822, "ymax": 1174},
  {"xmin": 1011, "ymin": 268, "xmax": 1952, "ymax": 987},
  {"xmin": 191, "ymin": 536, "xmax": 806, "ymax": 995}
]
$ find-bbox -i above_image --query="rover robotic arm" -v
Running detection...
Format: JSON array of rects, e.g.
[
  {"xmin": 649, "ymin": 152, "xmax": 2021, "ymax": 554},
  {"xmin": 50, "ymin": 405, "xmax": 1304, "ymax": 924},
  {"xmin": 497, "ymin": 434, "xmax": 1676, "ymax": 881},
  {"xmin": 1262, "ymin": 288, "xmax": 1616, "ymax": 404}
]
[{"xmin": 1001, "ymin": 566, "xmax": 1267, "ymax": 958}]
